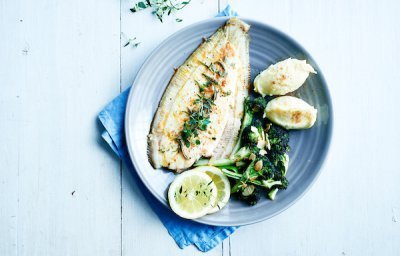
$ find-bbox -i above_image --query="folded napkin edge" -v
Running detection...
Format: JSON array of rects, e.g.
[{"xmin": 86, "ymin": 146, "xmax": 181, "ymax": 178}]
[{"xmin": 98, "ymin": 110, "xmax": 121, "ymax": 158}]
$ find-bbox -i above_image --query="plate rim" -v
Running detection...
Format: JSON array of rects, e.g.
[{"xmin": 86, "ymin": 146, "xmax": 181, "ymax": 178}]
[{"xmin": 124, "ymin": 16, "xmax": 334, "ymax": 226}]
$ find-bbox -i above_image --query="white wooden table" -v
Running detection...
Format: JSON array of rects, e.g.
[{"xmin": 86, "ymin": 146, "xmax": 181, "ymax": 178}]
[{"xmin": 1, "ymin": 0, "xmax": 400, "ymax": 255}]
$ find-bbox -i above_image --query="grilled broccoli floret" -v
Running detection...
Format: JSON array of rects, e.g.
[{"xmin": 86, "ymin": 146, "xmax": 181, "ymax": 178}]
[
  {"xmin": 261, "ymin": 179, "xmax": 283, "ymax": 189},
  {"xmin": 252, "ymin": 119, "xmax": 264, "ymax": 135},
  {"xmin": 269, "ymin": 152, "xmax": 289, "ymax": 175},
  {"xmin": 268, "ymin": 188, "xmax": 279, "ymax": 200},
  {"xmin": 267, "ymin": 124, "xmax": 290, "ymax": 180},
  {"xmin": 231, "ymin": 98, "xmax": 254, "ymax": 154},
  {"xmin": 242, "ymin": 126, "xmax": 258, "ymax": 146},
  {"xmin": 243, "ymin": 126, "xmax": 259, "ymax": 146},
  {"xmin": 258, "ymin": 156, "xmax": 277, "ymax": 179},
  {"xmin": 231, "ymin": 146, "xmax": 252, "ymax": 161},
  {"xmin": 249, "ymin": 96, "xmax": 271, "ymax": 113},
  {"xmin": 268, "ymin": 124, "xmax": 290, "ymax": 154},
  {"xmin": 277, "ymin": 176, "xmax": 289, "ymax": 190},
  {"xmin": 241, "ymin": 119, "xmax": 265, "ymax": 148},
  {"xmin": 237, "ymin": 185, "xmax": 261, "ymax": 206},
  {"xmin": 231, "ymin": 120, "xmax": 265, "ymax": 161},
  {"xmin": 257, "ymin": 155, "xmax": 289, "ymax": 190}
]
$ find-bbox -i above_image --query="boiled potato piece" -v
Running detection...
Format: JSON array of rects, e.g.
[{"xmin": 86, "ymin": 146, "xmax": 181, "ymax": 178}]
[
  {"xmin": 265, "ymin": 96, "xmax": 317, "ymax": 129},
  {"xmin": 254, "ymin": 58, "xmax": 316, "ymax": 96}
]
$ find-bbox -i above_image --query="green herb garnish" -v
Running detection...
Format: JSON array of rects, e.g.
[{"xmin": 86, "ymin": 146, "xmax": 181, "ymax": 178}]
[
  {"xmin": 179, "ymin": 90, "xmax": 215, "ymax": 148},
  {"xmin": 209, "ymin": 62, "xmax": 227, "ymax": 77},
  {"xmin": 130, "ymin": 0, "xmax": 191, "ymax": 23},
  {"xmin": 202, "ymin": 73, "xmax": 219, "ymax": 85},
  {"xmin": 122, "ymin": 34, "xmax": 141, "ymax": 48},
  {"xmin": 195, "ymin": 80, "xmax": 207, "ymax": 92},
  {"xmin": 200, "ymin": 61, "xmax": 227, "ymax": 78},
  {"xmin": 177, "ymin": 60, "xmax": 233, "ymax": 148}
]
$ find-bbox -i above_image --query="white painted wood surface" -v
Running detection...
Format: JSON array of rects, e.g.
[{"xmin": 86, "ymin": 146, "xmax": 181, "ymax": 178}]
[{"xmin": 1, "ymin": 0, "xmax": 400, "ymax": 255}]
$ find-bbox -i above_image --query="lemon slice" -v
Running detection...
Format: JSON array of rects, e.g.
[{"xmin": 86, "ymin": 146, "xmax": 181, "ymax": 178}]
[
  {"xmin": 193, "ymin": 166, "xmax": 231, "ymax": 214},
  {"xmin": 167, "ymin": 170, "xmax": 218, "ymax": 219}
]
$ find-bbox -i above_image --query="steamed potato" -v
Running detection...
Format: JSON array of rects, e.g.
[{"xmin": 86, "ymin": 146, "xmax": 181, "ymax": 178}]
[
  {"xmin": 265, "ymin": 96, "xmax": 317, "ymax": 129},
  {"xmin": 254, "ymin": 58, "xmax": 316, "ymax": 96}
]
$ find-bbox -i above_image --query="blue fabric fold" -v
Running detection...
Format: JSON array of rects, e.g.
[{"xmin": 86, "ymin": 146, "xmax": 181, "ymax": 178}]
[
  {"xmin": 98, "ymin": 5, "xmax": 239, "ymax": 252},
  {"xmin": 216, "ymin": 4, "xmax": 238, "ymax": 17}
]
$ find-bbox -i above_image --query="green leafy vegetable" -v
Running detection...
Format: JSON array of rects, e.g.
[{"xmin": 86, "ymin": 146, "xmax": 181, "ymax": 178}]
[
  {"xmin": 231, "ymin": 98, "xmax": 254, "ymax": 155},
  {"xmin": 204, "ymin": 95, "xmax": 292, "ymax": 205}
]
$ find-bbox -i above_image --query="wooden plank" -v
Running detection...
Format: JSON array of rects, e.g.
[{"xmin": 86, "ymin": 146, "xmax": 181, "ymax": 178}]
[
  {"xmin": 223, "ymin": 0, "xmax": 400, "ymax": 255},
  {"xmin": 0, "ymin": 3, "xmax": 21, "ymax": 255},
  {"xmin": 120, "ymin": 0, "xmax": 225, "ymax": 255},
  {"xmin": 0, "ymin": 0, "xmax": 122, "ymax": 255}
]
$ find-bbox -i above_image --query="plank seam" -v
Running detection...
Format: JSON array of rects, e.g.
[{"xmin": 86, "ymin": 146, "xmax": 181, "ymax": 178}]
[
  {"xmin": 119, "ymin": 0, "xmax": 123, "ymax": 256},
  {"xmin": 229, "ymin": 237, "xmax": 231, "ymax": 256}
]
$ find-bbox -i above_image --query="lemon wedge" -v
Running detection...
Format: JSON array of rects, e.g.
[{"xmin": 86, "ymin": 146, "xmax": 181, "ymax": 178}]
[
  {"xmin": 193, "ymin": 166, "xmax": 231, "ymax": 213},
  {"xmin": 167, "ymin": 170, "xmax": 218, "ymax": 219}
]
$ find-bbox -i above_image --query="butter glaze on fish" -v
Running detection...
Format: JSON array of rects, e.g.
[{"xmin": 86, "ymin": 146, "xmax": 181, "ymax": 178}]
[{"xmin": 148, "ymin": 18, "xmax": 250, "ymax": 171}]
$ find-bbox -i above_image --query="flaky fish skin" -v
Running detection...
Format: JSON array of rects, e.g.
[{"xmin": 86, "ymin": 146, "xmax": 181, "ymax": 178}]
[{"xmin": 148, "ymin": 18, "xmax": 250, "ymax": 171}]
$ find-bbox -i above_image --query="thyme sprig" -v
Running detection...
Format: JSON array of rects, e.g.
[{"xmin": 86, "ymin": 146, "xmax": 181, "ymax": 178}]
[
  {"xmin": 200, "ymin": 61, "xmax": 227, "ymax": 78},
  {"xmin": 130, "ymin": 0, "xmax": 191, "ymax": 23},
  {"xmin": 180, "ymin": 92, "xmax": 214, "ymax": 148},
  {"xmin": 209, "ymin": 62, "xmax": 227, "ymax": 77},
  {"xmin": 122, "ymin": 33, "xmax": 141, "ymax": 48},
  {"xmin": 178, "ymin": 60, "xmax": 230, "ymax": 148}
]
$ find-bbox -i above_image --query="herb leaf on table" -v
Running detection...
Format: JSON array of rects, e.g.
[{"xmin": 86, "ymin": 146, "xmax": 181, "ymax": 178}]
[
  {"xmin": 130, "ymin": 0, "xmax": 191, "ymax": 23},
  {"xmin": 121, "ymin": 33, "xmax": 141, "ymax": 48}
]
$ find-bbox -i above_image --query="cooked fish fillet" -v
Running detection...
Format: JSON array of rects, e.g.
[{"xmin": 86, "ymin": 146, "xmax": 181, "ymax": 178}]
[{"xmin": 148, "ymin": 18, "xmax": 250, "ymax": 171}]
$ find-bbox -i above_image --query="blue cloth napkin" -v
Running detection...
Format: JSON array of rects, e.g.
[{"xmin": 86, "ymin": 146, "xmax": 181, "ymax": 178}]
[
  {"xmin": 98, "ymin": 5, "xmax": 239, "ymax": 252},
  {"xmin": 216, "ymin": 4, "xmax": 238, "ymax": 17}
]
